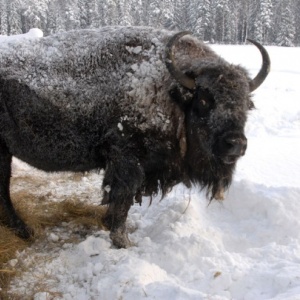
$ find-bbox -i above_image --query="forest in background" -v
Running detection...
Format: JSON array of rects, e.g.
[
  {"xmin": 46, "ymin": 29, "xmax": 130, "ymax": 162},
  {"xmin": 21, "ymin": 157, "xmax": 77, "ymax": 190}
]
[{"xmin": 0, "ymin": 0, "xmax": 299, "ymax": 46}]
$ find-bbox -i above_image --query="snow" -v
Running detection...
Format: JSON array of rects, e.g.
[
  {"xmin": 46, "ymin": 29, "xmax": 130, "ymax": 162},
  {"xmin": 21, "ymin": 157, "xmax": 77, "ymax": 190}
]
[
  {"xmin": 3, "ymin": 32, "xmax": 300, "ymax": 299},
  {"xmin": 0, "ymin": 28, "xmax": 43, "ymax": 41}
]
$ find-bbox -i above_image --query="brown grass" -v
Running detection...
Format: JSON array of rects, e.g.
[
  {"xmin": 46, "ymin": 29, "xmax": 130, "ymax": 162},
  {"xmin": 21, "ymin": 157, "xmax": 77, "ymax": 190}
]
[{"xmin": 0, "ymin": 174, "xmax": 107, "ymax": 299}]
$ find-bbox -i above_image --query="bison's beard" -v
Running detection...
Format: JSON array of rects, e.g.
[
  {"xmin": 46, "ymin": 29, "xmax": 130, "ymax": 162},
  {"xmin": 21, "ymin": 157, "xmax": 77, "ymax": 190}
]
[
  {"xmin": 185, "ymin": 152, "xmax": 236, "ymax": 201},
  {"xmin": 138, "ymin": 147, "xmax": 235, "ymax": 203}
]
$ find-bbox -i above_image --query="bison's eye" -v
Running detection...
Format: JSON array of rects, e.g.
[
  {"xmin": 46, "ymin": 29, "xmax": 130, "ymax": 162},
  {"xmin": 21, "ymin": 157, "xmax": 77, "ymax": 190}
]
[
  {"xmin": 192, "ymin": 89, "xmax": 214, "ymax": 117},
  {"xmin": 199, "ymin": 99, "xmax": 209, "ymax": 107}
]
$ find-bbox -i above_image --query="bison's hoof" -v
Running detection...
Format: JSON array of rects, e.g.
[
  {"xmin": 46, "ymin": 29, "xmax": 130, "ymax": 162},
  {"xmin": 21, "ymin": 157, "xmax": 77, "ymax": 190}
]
[
  {"xmin": 11, "ymin": 220, "xmax": 34, "ymax": 240},
  {"xmin": 16, "ymin": 225, "xmax": 34, "ymax": 240},
  {"xmin": 110, "ymin": 230, "xmax": 133, "ymax": 249}
]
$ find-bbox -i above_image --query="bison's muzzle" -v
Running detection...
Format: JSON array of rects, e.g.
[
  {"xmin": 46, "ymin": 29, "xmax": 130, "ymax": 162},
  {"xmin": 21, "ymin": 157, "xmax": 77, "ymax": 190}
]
[{"xmin": 215, "ymin": 132, "xmax": 247, "ymax": 164}]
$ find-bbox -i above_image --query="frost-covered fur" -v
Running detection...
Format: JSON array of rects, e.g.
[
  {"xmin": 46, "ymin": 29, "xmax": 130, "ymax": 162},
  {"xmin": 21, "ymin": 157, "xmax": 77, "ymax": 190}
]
[{"xmin": 0, "ymin": 27, "xmax": 254, "ymax": 248}]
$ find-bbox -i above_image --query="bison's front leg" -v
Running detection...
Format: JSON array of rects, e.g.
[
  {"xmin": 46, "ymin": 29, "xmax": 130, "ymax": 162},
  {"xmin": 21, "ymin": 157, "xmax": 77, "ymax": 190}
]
[
  {"xmin": 0, "ymin": 140, "xmax": 33, "ymax": 239},
  {"xmin": 102, "ymin": 157, "xmax": 144, "ymax": 248}
]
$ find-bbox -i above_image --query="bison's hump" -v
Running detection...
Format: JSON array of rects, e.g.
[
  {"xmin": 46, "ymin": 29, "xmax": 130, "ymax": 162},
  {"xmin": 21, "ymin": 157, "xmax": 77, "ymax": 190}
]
[{"xmin": 0, "ymin": 27, "xmax": 171, "ymax": 100}]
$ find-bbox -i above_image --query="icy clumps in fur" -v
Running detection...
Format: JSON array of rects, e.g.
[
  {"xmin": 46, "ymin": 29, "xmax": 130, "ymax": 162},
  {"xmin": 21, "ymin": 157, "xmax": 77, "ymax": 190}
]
[{"xmin": 0, "ymin": 27, "xmax": 188, "ymax": 134}]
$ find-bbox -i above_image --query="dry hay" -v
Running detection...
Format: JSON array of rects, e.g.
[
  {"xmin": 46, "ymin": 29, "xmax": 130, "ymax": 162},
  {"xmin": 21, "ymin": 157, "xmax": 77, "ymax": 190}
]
[{"xmin": 0, "ymin": 174, "xmax": 107, "ymax": 299}]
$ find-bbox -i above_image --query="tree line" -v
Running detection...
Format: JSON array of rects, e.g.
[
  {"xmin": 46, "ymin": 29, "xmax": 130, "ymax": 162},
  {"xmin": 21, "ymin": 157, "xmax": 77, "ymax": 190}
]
[{"xmin": 0, "ymin": 0, "xmax": 299, "ymax": 46}]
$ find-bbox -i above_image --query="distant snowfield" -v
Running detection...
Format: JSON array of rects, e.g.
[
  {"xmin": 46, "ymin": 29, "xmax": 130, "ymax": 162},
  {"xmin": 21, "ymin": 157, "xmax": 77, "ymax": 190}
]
[{"xmin": 2, "ymin": 31, "xmax": 300, "ymax": 299}]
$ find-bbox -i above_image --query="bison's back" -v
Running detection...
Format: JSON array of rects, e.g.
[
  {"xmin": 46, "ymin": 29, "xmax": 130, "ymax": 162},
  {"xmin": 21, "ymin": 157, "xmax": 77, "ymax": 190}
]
[
  {"xmin": 0, "ymin": 27, "xmax": 165, "ymax": 106},
  {"xmin": 0, "ymin": 26, "xmax": 215, "ymax": 113}
]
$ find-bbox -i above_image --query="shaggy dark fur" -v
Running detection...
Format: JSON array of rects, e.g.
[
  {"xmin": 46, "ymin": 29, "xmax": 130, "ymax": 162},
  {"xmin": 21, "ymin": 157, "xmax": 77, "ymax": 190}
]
[{"xmin": 0, "ymin": 27, "xmax": 268, "ymax": 248}]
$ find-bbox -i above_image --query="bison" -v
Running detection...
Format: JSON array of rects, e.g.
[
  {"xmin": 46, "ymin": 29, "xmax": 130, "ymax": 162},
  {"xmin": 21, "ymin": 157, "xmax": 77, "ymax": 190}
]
[{"xmin": 0, "ymin": 27, "xmax": 270, "ymax": 248}]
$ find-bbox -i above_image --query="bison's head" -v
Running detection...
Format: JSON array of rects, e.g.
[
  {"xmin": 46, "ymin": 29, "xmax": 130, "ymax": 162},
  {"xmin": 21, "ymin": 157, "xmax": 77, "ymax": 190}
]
[{"xmin": 166, "ymin": 32, "xmax": 270, "ymax": 199}]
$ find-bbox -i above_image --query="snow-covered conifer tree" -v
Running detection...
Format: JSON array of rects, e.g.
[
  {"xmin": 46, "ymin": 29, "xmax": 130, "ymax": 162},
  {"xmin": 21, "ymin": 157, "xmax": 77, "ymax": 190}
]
[
  {"xmin": 6, "ymin": 0, "xmax": 23, "ymax": 35},
  {"xmin": 253, "ymin": 0, "xmax": 272, "ymax": 43},
  {"xmin": 0, "ymin": 0, "xmax": 8, "ymax": 34},
  {"xmin": 215, "ymin": 0, "xmax": 231, "ymax": 43},
  {"xmin": 275, "ymin": 0, "xmax": 295, "ymax": 47}
]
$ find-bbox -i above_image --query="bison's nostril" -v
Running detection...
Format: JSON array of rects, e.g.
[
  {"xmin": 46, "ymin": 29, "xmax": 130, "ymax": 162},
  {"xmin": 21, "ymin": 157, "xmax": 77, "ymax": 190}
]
[
  {"xmin": 224, "ymin": 137, "xmax": 247, "ymax": 156},
  {"xmin": 225, "ymin": 138, "xmax": 237, "ymax": 148}
]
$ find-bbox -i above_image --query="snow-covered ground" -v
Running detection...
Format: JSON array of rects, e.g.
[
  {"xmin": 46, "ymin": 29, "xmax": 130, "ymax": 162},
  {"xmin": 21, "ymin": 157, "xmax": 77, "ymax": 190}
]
[{"xmin": 3, "ymin": 31, "xmax": 300, "ymax": 299}]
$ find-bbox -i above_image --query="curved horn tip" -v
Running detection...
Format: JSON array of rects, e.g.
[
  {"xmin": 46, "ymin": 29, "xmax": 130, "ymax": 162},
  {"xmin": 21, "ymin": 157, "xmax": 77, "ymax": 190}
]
[
  {"xmin": 165, "ymin": 31, "xmax": 196, "ymax": 90},
  {"xmin": 169, "ymin": 31, "xmax": 193, "ymax": 41},
  {"xmin": 246, "ymin": 38, "xmax": 271, "ymax": 92},
  {"xmin": 165, "ymin": 31, "xmax": 193, "ymax": 58}
]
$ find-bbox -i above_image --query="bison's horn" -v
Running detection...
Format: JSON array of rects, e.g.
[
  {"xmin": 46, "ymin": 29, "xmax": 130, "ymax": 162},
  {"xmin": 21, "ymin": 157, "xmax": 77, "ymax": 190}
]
[
  {"xmin": 165, "ymin": 31, "xmax": 196, "ymax": 90},
  {"xmin": 247, "ymin": 39, "xmax": 271, "ymax": 92}
]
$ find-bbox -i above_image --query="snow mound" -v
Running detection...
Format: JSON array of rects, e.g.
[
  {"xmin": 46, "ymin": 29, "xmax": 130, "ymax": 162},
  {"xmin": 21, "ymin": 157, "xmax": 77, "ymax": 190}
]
[{"xmin": 0, "ymin": 28, "xmax": 43, "ymax": 41}]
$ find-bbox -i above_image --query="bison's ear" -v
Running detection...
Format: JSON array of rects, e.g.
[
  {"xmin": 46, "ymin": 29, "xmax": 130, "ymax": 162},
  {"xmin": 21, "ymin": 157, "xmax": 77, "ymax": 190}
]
[{"xmin": 169, "ymin": 85, "xmax": 193, "ymax": 111}]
